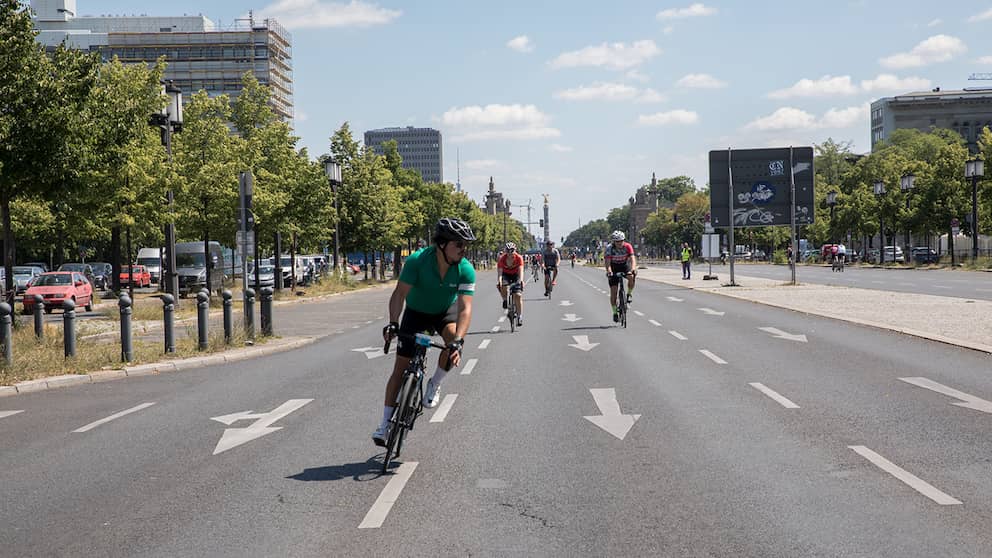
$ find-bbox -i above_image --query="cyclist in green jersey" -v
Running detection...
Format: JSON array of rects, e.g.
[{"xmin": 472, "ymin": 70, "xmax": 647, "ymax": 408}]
[{"xmin": 374, "ymin": 218, "xmax": 477, "ymax": 446}]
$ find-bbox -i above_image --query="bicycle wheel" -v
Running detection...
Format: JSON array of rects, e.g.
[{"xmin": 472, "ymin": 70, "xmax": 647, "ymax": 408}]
[
  {"xmin": 618, "ymin": 287, "xmax": 627, "ymax": 328},
  {"xmin": 394, "ymin": 374, "xmax": 421, "ymax": 459},
  {"xmin": 382, "ymin": 372, "xmax": 415, "ymax": 473},
  {"xmin": 509, "ymin": 297, "xmax": 516, "ymax": 333}
]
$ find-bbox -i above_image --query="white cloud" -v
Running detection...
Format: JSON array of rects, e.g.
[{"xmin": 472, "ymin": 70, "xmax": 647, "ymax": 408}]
[
  {"xmin": 676, "ymin": 73, "xmax": 727, "ymax": 89},
  {"xmin": 549, "ymin": 40, "xmax": 660, "ymax": 70},
  {"xmin": 465, "ymin": 159, "xmax": 499, "ymax": 170},
  {"xmin": 506, "ymin": 35, "xmax": 533, "ymax": 53},
  {"xmin": 656, "ymin": 3, "xmax": 717, "ymax": 19},
  {"xmin": 625, "ymin": 69, "xmax": 650, "ymax": 82},
  {"xmin": 927, "ymin": 18, "xmax": 942, "ymax": 27},
  {"xmin": 554, "ymin": 82, "xmax": 664, "ymax": 103},
  {"xmin": 550, "ymin": 144, "xmax": 573, "ymax": 152},
  {"xmin": 636, "ymin": 110, "xmax": 699, "ymax": 126},
  {"xmin": 968, "ymin": 8, "xmax": 992, "ymax": 22},
  {"xmin": 441, "ymin": 104, "xmax": 560, "ymax": 142},
  {"xmin": 768, "ymin": 75, "xmax": 857, "ymax": 98},
  {"xmin": 860, "ymin": 73, "xmax": 931, "ymax": 92},
  {"xmin": 879, "ymin": 34, "xmax": 967, "ymax": 68},
  {"xmin": 979, "ymin": 56, "xmax": 992, "ymax": 65},
  {"xmin": 744, "ymin": 104, "xmax": 868, "ymax": 131},
  {"xmin": 254, "ymin": 0, "xmax": 401, "ymax": 29},
  {"xmin": 663, "ymin": 25, "xmax": 675, "ymax": 35}
]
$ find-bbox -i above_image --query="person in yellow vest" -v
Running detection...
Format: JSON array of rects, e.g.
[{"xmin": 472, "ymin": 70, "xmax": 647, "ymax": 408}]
[{"xmin": 681, "ymin": 242, "xmax": 692, "ymax": 280}]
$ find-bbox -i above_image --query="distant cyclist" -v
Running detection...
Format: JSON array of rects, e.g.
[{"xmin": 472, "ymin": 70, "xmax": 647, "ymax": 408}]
[
  {"xmin": 374, "ymin": 218, "xmax": 476, "ymax": 446},
  {"xmin": 497, "ymin": 242, "xmax": 525, "ymax": 326},
  {"xmin": 604, "ymin": 230, "xmax": 637, "ymax": 322},
  {"xmin": 529, "ymin": 253, "xmax": 541, "ymax": 280},
  {"xmin": 541, "ymin": 240, "xmax": 561, "ymax": 296}
]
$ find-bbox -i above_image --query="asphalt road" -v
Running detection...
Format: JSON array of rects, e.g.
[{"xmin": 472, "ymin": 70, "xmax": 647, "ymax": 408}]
[{"xmin": 2, "ymin": 266, "xmax": 991, "ymax": 556}]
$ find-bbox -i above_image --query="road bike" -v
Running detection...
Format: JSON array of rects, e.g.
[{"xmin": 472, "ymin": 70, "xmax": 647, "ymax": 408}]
[
  {"xmin": 613, "ymin": 272, "xmax": 628, "ymax": 328},
  {"xmin": 544, "ymin": 267, "xmax": 555, "ymax": 299},
  {"xmin": 381, "ymin": 331, "xmax": 448, "ymax": 474},
  {"xmin": 531, "ymin": 264, "xmax": 540, "ymax": 283},
  {"xmin": 831, "ymin": 254, "xmax": 845, "ymax": 272},
  {"xmin": 506, "ymin": 280, "xmax": 522, "ymax": 332}
]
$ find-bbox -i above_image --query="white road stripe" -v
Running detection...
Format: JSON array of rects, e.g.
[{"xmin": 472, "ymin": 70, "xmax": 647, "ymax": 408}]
[
  {"xmin": 430, "ymin": 394, "xmax": 458, "ymax": 422},
  {"xmin": 73, "ymin": 402, "xmax": 156, "ymax": 433},
  {"xmin": 848, "ymin": 446, "xmax": 961, "ymax": 505},
  {"xmin": 498, "ymin": 316, "xmax": 506, "ymax": 323},
  {"xmin": 491, "ymin": 326, "xmax": 500, "ymax": 333},
  {"xmin": 934, "ymin": 285, "xmax": 952, "ymax": 289},
  {"xmin": 633, "ymin": 310, "xmax": 644, "ymax": 317},
  {"xmin": 699, "ymin": 350, "xmax": 727, "ymax": 364},
  {"xmin": 649, "ymin": 319, "xmax": 661, "ymax": 327},
  {"xmin": 749, "ymin": 383, "xmax": 800, "ymax": 408},
  {"xmin": 460, "ymin": 358, "xmax": 478, "ymax": 375},
  {"xmin": 669, "ymin": 331, "xmax": 687, "ymax": 340},
  {"xmin": 359, "ymin": 461, "xmax": 419, "ymax": 528},
  {"xmin": 0, "ymin": 410, "xmax": 25, "ymax": 420},
  {"xmin": 478, "ymin": 339, "xmax": 491, "ymax": 350}
]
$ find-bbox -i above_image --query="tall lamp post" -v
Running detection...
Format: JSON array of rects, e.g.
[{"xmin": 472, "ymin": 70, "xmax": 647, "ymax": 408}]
[
  {"xmin": 149, "ymin": 81, "xmax": 183, "ymax": 298},
  {"xmin": 502, "ymin": 198, "xmax": 511, "ymax": 245},
  {"xmin": 874, "ymin": 181, "xmax": 886, "ymax": 264},
  {"xmin": 965, "ymin": 159, "xmax": 984, "ymax": 259},
  {"xmin": 826, "ymin": 190, "xmax": 838, "ymax": 243},
  {"xmin": 324, "ymin": 157, "xmax": 342, "ymax": 274},
  {"xmin": 900, "ymin": 173, "xmax": 915, "ymax": 260}
]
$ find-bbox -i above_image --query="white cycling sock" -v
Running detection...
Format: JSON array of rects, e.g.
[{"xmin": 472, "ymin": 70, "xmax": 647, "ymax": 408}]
[
  {"xmin": 381, "ymin": 406, "xmax": 394, "ymax": 427},
  {"xmin": 432, "ymin": 366, "xmax": 448, "ymax": 386}
]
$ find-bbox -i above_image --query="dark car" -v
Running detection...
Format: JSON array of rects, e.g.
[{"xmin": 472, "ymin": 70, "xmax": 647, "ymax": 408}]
[
  {"xmin": 911, "ymin": 247, "xmax": 940, "ymax": 264},
  {"xmin": 88, "ymin": 262, "xmax": 112, "ymax": 290},
  {"xmin": 57, "ymin": 263, "xmax": 97, "ymax": 289}
]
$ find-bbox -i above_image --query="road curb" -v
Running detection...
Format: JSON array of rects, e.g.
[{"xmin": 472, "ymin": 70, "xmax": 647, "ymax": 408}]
[{"xmin": 0, "ymin": 336, "xmax": 319, "ymax": 398}]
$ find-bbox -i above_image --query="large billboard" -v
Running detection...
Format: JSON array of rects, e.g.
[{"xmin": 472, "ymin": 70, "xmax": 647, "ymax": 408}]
[{"xmin": 709, "ymin": 147, "xmax": 814, "ymax": 227}]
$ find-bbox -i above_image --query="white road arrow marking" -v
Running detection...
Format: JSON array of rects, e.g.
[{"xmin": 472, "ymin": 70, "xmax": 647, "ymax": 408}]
[
  {"xmin": 73, "ymin": 403, "xmax": 156, "ymax": 433},
  {"xmin": 562, "ymin": 313, "xmax": 583, "ymax": 322},
  {"xmin": 0, "ymin": 410, "xmax": 24, "ymax": 420},
  {"xmin": 898, "ymin": 377, "xmax": 992, "ymax": 414},
  {"xmin": 758, "ymin": 327, "xmax": 808, "ymax": 343},
  {"xmin": 352, "ymin": 347, "xmax": 387, "ymax": 359},
  {"xmin": 849, "ymin": 445, "xmax": 961, "ymax": 505},
  {"xmin": 560, "ymin": 300, "xmax": 574, "ymax": 306},
  {"xmin": 583, "ymin": 388, "xmax": 640, "ymax": 440},
  {"xmin": 211, "ymin": 399, "xmax": 313, "ymax": 455},
  {"xmin": 568, "ymin": 335, "xmax": 599, "ymax": 352},
  {"xmin": 666, "ymin": 296, "xmax": 684, "ymax": 302},
  {"xmin": 698, "ymin": 307, "xmax": 725, "ymax": 316}
]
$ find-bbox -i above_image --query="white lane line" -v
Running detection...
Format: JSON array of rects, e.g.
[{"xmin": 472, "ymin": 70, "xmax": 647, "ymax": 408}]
[
  {"xmin": 699, "ymin": 350, "xmax": 727, "ymax": 365},
  {"xmin": 430, "ymin": 394, "xmax": 458, "ymax": 422},
  {"xmin": 73, "ymin": 403, "xmax": 156, "ymax": 433},
  {"xmin": 498, "ymin": 316, "xmax": 506, "ymax": 323},
  {"xmin": 633, "ymin": 310, "xmax": 645, "ymax": 317},
  {"xmin": 669, "ymin": 331, "xmax": 687, "ymax": 340},
  {"xmin": 898, "ymin": 283, "xmax": 915, "ymax": 287},
  {"xmin": 0, "ymin": 410, "xmax": 25, "ymax": 420},
  {"xmin": 649, "ymin": 319, "xmax": 661, "ymax": 327},
  {"xmin": 976, "ymin": 288, "xmax": 992, "ymax": 293},
  {"xmin": 461, "ymin": 358, "xmax": 478, "ymax": 376},
  {"xmin": 359, "ymin": 461, "xmax": 419, "ymax": 528},
  {"xmin": 848, "ymin": 446, "xmax": 961, "ymax": 506},
  {"xmin": 666, "ymin": 296, "xmax": 683, "ymax": 302},
  {"xmin": 478, "ymin": 339, "xmax": 491, "ymax": 350},
  {"xmin": 491, "ymin": 326, "xmax": 500, "ymax": 333},
  {"xmin": 352, "ymin": 325, "xmax": 361, "ymax": 329},
  {"xmin": 366, "ymin": 320, "xmax": 374, "ymax": 324},
  {"xmin": 934, "ymin": 285, "xmax": 952, "ymax": 290},
  {"xmin": 749, "ymin": 383, "xmax": 800, "ymax": 409}
]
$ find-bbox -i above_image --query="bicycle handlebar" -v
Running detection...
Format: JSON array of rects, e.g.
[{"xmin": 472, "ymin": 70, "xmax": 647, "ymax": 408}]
[{"xmin": 384, "ymin": 332, "xmax": 450, "ymax": 354}]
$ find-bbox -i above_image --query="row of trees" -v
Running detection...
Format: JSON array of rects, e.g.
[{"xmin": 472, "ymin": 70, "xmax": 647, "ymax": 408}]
[{"xmin": 568, "ymin": 131, "xmax": 990, "ymax": 260}]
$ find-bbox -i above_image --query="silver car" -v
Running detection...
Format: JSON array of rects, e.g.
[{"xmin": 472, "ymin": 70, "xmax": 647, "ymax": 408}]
[
  {"xmin": 13, "ymin": 266, "xmax": 44, "ymax": 294},
  {"xmin": 247, "ymin": 263, "xmax": 276, "ymax": 289}
]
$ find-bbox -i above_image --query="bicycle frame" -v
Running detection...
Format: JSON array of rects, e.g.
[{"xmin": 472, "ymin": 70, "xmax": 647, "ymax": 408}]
[{"xmin": 613, "ymin": 272, "xmax": 628, "ymax": 328}]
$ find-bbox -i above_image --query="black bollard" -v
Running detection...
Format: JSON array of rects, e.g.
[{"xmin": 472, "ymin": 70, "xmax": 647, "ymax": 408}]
[
  {"xmin": 162, "ymin": 294, "xmax": 175, "ymax": 354},
  {"xmin": 196, "ymin": 289, "xmax": 209, "ymax": 351},
  {"xmin": 0, "ymin": 302, "xmax": 12, "ymax": 366},
  {"xmin": 260, "ymin": 286, "xmax": 273, "ymax": 337},
  {"xmin": 222, "ymin": 290, "xmax": 232, "ymax": 345},
  {"xmin": 63, "ymin": 299, "xmax": 77, "ymax": 359},
  {"xmin": 119, "ymin": 294, "xmax": 132, "ymax": 362},
  {"xmin": 243, "ymin": 288, "xmax": 255, "ymax": 343},
  {"xmin": 32, "ymin": 294, "xmax": 43, "ymax": 339}
]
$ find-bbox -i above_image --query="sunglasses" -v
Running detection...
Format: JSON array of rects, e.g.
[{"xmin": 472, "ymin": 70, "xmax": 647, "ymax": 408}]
[{"xmin": 449, "ymin": 241, "xmax": 468, "ymax": 249}]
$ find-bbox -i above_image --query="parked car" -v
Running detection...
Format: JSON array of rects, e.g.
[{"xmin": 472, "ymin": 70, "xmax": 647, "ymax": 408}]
[
  {"xmin": 176, "ymin": 241, "xmax": 225, "ymax": 296},
  {"xmin": 57, "ymin": 263, "xmax": 97, "ymax": 289},
  {"xmin": 23, "ymin": 261, "xmax": 49, "ymax": 272},
  {"xmin": 88, "ymin": 262, "xmax": 113, "ymax": 290},
  {"xmin": 119, "ymin": 265, "xmax": 152, "ymax": 287},
  {"xmin": 12, "ymin": 266, "xmax": 44, "ymax": 295},
  {"xmin": 247, "ymin": 263, "xmax": 276, "ymax": 289},
  {"xmin": 911, "ymin": 246, "xmax": 939, "ymax": 264},
  {"xmin": 136, "ymin": 247, "xmax": 162, "ymax": 284},
  {"xmin": 22, "ymin": 271, "xmax": 94, "ymax": 314},
  {"xmin": 865, "ymin": 246, "xmax": 904, "ymax": 263}
]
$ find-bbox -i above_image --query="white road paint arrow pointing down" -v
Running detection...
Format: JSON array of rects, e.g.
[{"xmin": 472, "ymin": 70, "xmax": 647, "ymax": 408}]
[
  {"xmin": 698, "ymin": 307, "xmax": 725, "ymax": 316},
  {"xmin": 211, "ymin": 399, "xmax": 313, "ymax": 455},
  {"xmin": 352, "ymin": 347, "xmax": 387, "ymax": 359},
  {"xmin": 583, "ymin": 388, "xmax": 640, "ymax": 440},
  {"xmin": 559, "ymin": 300, "xmax": 574, "ymax": 306},
  {"xmin": 562, "ymin": 313, "xmax": 583, "ymax": 322},
  {"xmin": 758, "ymin": 327, "xmax": 808, "ymax": 343},
  {"xmin": 568, "ymin": 335, "xmax": 599, "ymax": 352},
  {"xmin": 899, "ymin": 377, "xmax": 992, "ymax": 414}
]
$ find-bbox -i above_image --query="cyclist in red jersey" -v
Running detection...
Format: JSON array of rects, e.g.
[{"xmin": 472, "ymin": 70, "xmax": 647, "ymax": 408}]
[
  {"xmin": 604, "ymin": 230, "xmax": 637, "ymax": 322},
  {"xmin": 497, "ymin": 242, "xmax": 525, "ymax": 326}
]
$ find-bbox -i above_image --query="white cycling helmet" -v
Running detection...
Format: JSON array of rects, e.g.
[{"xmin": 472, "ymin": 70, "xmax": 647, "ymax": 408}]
[
  {"xmin": 505, "ymin": 242, "xmax": 516, "ymax": 251},
  {"xmin": 610, "ymin": 230, "xmax": 626, "ymax": 241}
]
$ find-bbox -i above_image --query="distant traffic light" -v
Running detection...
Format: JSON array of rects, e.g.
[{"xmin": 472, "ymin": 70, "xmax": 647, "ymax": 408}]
[{"xmin": 539, "ymin": 219, "xmax": 544, "ymax": 227}]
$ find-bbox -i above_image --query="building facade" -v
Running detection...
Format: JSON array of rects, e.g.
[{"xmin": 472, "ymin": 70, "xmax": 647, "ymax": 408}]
[
  {"xmin": 30, "ymin": 0, "xmax": 293, "ymax": 121},
  {"xmin": 364, "ymin": 127, "xmax": 443, "ymax": 183},
  {"xmin": 871, "ymin": 88, "xmax": 992, "ymax": 153}
]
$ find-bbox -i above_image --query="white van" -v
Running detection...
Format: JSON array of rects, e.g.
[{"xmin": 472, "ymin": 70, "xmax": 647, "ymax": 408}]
[{"xmin": 136, "ymin": 247, "xmax": 162, "ymax": 283}]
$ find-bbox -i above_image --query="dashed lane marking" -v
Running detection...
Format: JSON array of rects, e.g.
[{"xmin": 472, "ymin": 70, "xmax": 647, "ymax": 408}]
[
  {"xmin": 849, "ymin": 446, "xmax": 961, "ymax": 505},
  {"xmin": 73, "ymin": 403, "xmax": 156, "ymax": 433},
  {"xmin": 359, "ymin": 461, "xmax": 419, "ymax": 528},
  {"xmin": 669, "ymin": 331, "xmax": 687, "ymax": 340},
  {"xmin": 699, "ymin": 350, "xmax": 727, "ymax": 364},
  {"xmin": 649, "ymin": 320, "xmax": 661, "ymax": 327},
  {"xmin": 430, "ymin": 394, "xmax": 458, "ymax": 422},
  {"xmin": 749, "ymin": 383, "xmax": 800, "ymax": 408},
  {"xmin": 478, "ymin": 339, "xmax": 491, "ymax": 349},
  {"xmin": 461, "ymin": 358, "xmax": 478, "ymax": 375}
]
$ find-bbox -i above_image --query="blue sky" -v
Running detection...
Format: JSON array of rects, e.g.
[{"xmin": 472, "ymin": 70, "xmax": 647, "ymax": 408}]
[{"xmin": 67, "ymin": 1, "xmax": 992, "ymax": 242}]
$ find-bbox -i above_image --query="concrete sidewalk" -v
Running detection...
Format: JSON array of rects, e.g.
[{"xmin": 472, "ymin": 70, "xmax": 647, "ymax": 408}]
[{"xmin": 637, "ymin": 266, "xmax": 992, "ymax": 355}]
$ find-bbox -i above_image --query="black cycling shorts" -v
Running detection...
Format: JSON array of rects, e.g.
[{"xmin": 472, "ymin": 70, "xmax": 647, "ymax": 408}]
[
  {"xmin": 501, "ymin": 272, "xmax": 523, "ymax": 288},
  {"xmin": 608, "ymin": 263, "xmax": 631, "ymax": 286},
  {"xmin": 397, "ymin": 303, "xmax": 457, "ymax": 358},
  {"xmin": 543, "ymin": 265, "xmax": 557, "ymax": 275}
]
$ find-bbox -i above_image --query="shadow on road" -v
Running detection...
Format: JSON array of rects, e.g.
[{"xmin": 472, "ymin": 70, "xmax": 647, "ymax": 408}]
[{"xmin": 286, "ymin": 455, "xmax": 387, "ymax": 482}]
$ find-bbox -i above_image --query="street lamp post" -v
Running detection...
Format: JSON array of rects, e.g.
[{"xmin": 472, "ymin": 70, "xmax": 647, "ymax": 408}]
[
  {"xmin": 874, "ymin": 181, "xmax": 886, "ymax": 264},
  {"xmin": 149, "ymin": 81, "xmax": 183, "ymax": 298},
  {"xmin": 324, "ymin": 157, "xmax": 342, "ymax": 274},
  {"xmin": 502, "ymin": 198, "xmax": 511, "ymax": 245},
  {"xmin": 965, "ymin": 159, "xmax": 984, "ymax": 259},
  {"xmin": 826, "ymin": 190, "xmax": 837, "ymax": 243},
  {"xmin": 900, "ymin": 173, "xmax": 915, "ymax": 261}
]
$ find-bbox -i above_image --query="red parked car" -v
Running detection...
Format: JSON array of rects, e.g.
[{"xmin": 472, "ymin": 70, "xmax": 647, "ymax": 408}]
[
  {"xmin": 120, "ymin": 265, "xmax": 152, "ymax": 287},
  {"xmin": 22, "ymin": 271, "xmax": 94, "ymax": 314}
]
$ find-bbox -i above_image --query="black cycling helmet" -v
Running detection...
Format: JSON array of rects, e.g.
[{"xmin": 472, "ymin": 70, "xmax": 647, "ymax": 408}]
[{"xmin": 433, "ymin": 217, "xmax": 476, "ymax": 243}]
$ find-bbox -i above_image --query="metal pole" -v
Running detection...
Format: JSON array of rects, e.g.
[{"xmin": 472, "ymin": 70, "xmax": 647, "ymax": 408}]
[
  {"xmin": 164, "ymin": 120, "xmax": 178, "ymax": 299},
  {"xmin": 244, "ymin": 288, "xmax": 255, "ymax": 343},
  {"xmin": 0, "ymin": 302, "xmax": 12, "ymax": 366},
  {"xmin": 260, "ymin": 286, "xmax": 273, "ymax": 336},
  {"xmin": 119, "ymin": 294, "xmax": 132, "ymax": 362},
  {"xmin": 222, "ymin": 289, "xmax": 232, "ymax": 345},
  {"xmin": 728, "ymin": 148, "xmax": 737, "ymax": 286},
  {"xmin": 63, "ymin": 299, "xmax": 77, "ymax": 359},
  {"xmin": 973, "ymin": 176, "xmax": 980, "ymax": 260},
  {"xmin": 790, "ymin": 146, "xmax": 797, "ymax": 285},
  {"xmin": 196, "ymin": 289, "xmax": 209, "ymax": 351},
  {"xmin": 333, "ymin": 182, "xmax": 340, "ymax": 274},
  {"xmin": 162, "ymin": 293, "xmax": 175, "ymax": 353},
  {"xmin": 32, "ymin": 294, "xmax": 43, "ymax": 338}
]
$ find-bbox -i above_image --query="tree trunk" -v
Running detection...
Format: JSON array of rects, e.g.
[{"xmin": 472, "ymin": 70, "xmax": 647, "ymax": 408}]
[
  {"xmin": 273, "ymin": 231, "xmax": 282, "ymax": 291},
  {"xmin": 394, "ymin": 246, "xmax": 402, "ymax": 279},
  {"xmin": 2, "ymin": 190, "xmax": 15, "ymax": 307},
  {"xmin": 111, "ymin": 225, "xmax": 121, "ymax": 294}
]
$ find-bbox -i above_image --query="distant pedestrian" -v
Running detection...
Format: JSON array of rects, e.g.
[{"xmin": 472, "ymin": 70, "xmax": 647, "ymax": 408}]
[{"xmin": 681, "ymin": 242, "xmax": 692, "ymax": 279}]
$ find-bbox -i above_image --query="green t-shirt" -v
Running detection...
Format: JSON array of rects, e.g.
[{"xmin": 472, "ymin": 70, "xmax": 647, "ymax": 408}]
[{"xmin": 399, "ymin": 246, "xmax": 476, "ymax": 314}]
